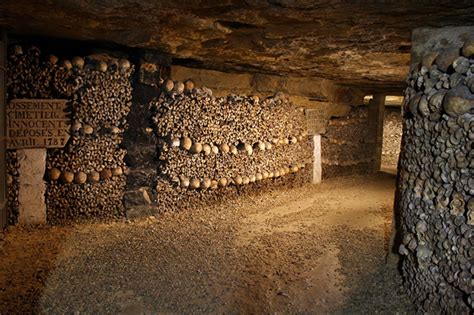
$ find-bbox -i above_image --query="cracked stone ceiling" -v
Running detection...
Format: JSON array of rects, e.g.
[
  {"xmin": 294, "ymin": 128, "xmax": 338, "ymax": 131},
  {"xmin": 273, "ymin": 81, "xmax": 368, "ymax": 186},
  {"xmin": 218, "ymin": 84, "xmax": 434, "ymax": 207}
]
[{"xmin": 1, "ymin": 0, "xmax": 474, "ymax": 92}]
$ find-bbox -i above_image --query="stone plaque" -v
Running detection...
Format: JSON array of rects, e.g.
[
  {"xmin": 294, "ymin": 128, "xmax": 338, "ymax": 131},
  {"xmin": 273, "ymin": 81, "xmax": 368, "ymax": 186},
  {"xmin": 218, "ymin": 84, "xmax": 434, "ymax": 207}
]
[
  {"xmin": 7, "ymin": 99, "xmax": 70, "ymax": 149},
  {"xmin": 305, "ymin": 108, "xmax": 328, "ymax": 135}
]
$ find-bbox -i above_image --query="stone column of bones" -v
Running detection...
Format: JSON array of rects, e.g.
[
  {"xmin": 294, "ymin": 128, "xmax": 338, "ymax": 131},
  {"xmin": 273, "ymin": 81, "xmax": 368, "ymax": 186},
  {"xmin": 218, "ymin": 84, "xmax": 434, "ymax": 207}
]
[{"xmin": 398, "ymin": 38, "xmax": 473, "ymax": 313}]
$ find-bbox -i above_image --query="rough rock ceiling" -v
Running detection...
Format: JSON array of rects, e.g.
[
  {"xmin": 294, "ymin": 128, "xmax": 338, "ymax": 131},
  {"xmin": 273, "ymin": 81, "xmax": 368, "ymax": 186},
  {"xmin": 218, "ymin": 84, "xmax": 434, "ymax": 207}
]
[{"xmin": 1, "ymin": 1, "xmax": 474, "ymax": 92}]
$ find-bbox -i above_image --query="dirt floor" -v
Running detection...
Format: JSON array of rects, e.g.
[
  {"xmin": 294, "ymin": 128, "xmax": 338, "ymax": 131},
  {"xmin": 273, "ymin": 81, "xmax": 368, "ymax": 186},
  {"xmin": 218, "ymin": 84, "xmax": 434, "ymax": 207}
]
[{"xmin": 0, "ymin": 173, "xmax": 415, "ymax": 314}]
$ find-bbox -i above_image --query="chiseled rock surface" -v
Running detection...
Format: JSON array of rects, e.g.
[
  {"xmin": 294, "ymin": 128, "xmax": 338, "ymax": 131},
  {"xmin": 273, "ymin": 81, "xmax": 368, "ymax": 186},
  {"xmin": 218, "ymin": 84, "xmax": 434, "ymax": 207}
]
[
  {"xmin": 17, "ymin": 149, "xmax": 47, "ymax": 224},
  {"xmin": 170, "ymin": 65, "xmax": 363, "ymax": 115},
  {"xmin": 2, "ymin": 1, "xmax": 473, "ymax": 89}
]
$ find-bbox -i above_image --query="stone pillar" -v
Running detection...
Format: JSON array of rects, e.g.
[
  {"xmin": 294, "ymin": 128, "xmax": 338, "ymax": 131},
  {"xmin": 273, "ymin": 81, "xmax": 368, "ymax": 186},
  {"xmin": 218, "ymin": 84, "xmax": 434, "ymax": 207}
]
[
  {"xmin": 17, "ymin": 149, "xmax": 46, "ymax": 224},
  {"xmin": 312, "ymin": 135, "xmax": 322, "ymax": 184},
  {"xmin": 368, "ymin": 94, "xmax": 385, "ymax": 172}
]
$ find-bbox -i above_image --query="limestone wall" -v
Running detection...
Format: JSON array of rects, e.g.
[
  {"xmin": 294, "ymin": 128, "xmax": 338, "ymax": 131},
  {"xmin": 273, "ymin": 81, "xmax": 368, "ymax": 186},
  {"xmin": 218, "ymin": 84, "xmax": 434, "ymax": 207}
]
[
  {"xmin": 398, "ymin": 31, "xmax": 473, "ymax": 313},
  {"xmin": 171, "ymin": 65, "xmax": 364, "ymax": 117},
  {"xmin": 381, "ymin": 107, "xmax": 402, "ymax": 171}
]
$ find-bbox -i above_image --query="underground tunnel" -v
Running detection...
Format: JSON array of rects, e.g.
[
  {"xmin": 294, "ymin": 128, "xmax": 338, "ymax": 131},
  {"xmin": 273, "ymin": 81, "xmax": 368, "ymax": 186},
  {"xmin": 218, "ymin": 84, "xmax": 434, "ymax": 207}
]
[{"xmin": 0, "ymin": 1, "xmax": 473, "ymax": 314}]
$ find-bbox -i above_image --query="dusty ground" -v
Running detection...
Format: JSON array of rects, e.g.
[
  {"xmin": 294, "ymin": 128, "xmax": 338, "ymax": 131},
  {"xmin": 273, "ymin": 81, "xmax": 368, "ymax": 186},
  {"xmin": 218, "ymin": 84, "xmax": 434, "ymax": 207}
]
[{"xmin": 0, "ymin": 173, "xmax": 414, "ymax": 314}]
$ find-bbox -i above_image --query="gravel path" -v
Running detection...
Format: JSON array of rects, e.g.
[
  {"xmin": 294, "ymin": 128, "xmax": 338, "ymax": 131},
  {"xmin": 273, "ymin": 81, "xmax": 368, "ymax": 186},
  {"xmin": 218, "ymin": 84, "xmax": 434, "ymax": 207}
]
[{"xmin": 0, "ymin": 173, "xmax": 415, "ymax": 314}]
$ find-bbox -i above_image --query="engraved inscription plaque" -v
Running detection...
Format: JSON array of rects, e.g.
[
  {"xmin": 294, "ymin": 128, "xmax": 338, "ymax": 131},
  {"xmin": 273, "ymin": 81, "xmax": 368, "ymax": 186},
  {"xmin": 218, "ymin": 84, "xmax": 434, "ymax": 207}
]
[
  {"xmin": 7, "ymin": 99, "xmax": 70, "ymax": 149},
  {"xmin": 305, "ymin": 108, "xmax": 328, "ymax": 135}
]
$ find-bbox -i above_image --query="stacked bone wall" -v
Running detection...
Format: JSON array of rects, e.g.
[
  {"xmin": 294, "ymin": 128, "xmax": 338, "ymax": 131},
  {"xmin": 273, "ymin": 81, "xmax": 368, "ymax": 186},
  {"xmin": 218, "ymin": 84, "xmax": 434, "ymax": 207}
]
[
  {"xmin": 7, "ymin": 45, "xmax": 133, "ymax": 224},
  {"xmin": 398, "ymin": 36, "xmax": 473, "ymax": 313},
  {"xmin": 321, "ymin": 107, "xmax": 376, "ymax": 178},
  {"xmin": 150, "ymin": 82, "xmax": 312, "ymax": 212}
]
